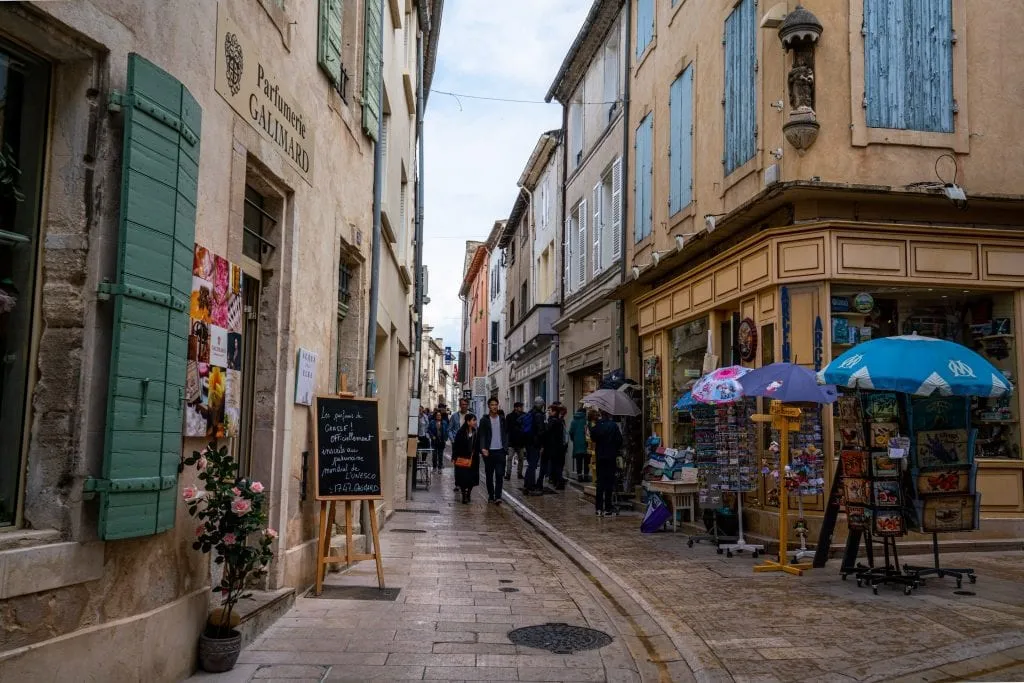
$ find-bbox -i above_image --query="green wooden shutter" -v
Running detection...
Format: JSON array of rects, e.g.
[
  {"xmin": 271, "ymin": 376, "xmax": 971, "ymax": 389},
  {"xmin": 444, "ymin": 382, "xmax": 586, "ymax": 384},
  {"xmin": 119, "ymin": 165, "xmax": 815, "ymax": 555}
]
[
  {"xmin": 362, "ymin": 0, "xmax": 383, "ymax": 141},
  {"xmin": 318, "ymin": 0, "xmax": 344, "ymax": 88},
  {"xmin": 89, "ymin": 54, "xmax": 201, "ymax": 540}
]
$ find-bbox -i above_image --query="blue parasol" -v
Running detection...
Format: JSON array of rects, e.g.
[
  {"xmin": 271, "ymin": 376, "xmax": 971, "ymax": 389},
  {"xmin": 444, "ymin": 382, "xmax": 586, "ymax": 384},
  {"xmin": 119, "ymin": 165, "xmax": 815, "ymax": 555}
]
[{"xmin": 738, "ymin": 362, "xmax": 837, "ymax": 404}]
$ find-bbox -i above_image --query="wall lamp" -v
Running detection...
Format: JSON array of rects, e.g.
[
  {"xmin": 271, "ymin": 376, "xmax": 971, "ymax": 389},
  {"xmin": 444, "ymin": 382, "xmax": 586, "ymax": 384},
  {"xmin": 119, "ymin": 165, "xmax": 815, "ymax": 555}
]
[{"xmin": 704, "ymin": 213, "xmax": 727, "ymax": 233}]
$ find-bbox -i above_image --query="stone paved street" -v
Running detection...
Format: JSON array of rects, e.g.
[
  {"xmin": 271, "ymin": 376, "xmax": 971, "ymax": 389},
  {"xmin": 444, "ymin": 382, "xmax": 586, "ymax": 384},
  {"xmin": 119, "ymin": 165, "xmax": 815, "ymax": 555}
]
[
  {"xmin": 504, "ymin": 484, "xmax": 1024, "ymax": 683},
  {"xmin": 188, "ymin": 463, "xmax": 694, "ymax": 683}
]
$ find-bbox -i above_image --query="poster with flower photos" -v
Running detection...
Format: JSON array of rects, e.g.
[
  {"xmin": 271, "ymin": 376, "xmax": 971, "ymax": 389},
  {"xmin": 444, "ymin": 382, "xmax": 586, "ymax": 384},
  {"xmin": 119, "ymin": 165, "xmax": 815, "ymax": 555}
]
[{"xmin": 185, "ymin": 244, "xmax": 244, "ymax": 438}]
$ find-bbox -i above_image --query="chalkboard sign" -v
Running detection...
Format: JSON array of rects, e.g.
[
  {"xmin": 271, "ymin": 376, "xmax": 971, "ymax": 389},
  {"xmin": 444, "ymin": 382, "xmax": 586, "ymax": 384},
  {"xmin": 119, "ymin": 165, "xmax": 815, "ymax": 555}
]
[{"xmin": 314, "ymin": 396, "xmax": 383, "ymax": 500}]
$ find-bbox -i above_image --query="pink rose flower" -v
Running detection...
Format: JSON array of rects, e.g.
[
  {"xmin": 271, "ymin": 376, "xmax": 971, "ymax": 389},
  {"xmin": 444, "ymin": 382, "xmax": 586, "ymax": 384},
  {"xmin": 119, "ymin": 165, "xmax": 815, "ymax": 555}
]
[
  {"xmin": 183, "ymin": 486, "xmax": 199, "ymax": 502},
  {"xmin": 231, "ymin": 498, "xmax": 252, "ymax": 515},
  {"xmin": 223, "ymin": 533, "xmax": 237, "ymax": 545},
  {"xmin": 250, "ymin": 481, "xmax": 264, "ymax": 493},
  {"xmin": 265, "ymin": 528, "xmax": 278, "ymax": 539},
  {"xmin": 231, "ymin": 487, "xmax": 242, "ymax": 496},
  {"xmin": 195, "ymin": 524, "xmax": 205, "ymax": 537},
  {"xmin": 196, "ymin": 456, "xmax": 208, "ymax": 471}
]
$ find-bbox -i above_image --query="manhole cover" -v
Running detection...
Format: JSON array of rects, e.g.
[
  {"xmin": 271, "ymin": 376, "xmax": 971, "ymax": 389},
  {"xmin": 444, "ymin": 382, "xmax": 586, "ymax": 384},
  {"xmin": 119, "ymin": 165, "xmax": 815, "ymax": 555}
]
[
  {"xmin": 499, "ymin": 587, "xmax": 519, "ymax": 593},
  {"xmin": 308, "ymin": 586, "xmax": 401, "ymax": 601},
  {"xmin": 390, "ymin": 528, "xmax": 426, "ymax": 533},
  {"xmin": 953, "ymin": 590, "xmax": 976, "ymax": 596},
  {"xmin": 499, "ymin": 579, "xmax": 513, "ymax": 583},
  {"xmin": 507, "ymin": 623, "xmax": 613, "ymax": 654}
]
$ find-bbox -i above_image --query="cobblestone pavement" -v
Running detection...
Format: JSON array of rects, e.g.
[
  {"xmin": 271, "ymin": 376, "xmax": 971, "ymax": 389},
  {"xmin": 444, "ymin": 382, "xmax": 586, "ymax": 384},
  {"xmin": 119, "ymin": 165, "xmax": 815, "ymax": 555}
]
[
  {"xmin": 503, "ymin": 484, "xmax": 1024, "ymax": 683},
  {"xmin": 188, "ymin": 463, "xmax": 695, "ymax": 683}
]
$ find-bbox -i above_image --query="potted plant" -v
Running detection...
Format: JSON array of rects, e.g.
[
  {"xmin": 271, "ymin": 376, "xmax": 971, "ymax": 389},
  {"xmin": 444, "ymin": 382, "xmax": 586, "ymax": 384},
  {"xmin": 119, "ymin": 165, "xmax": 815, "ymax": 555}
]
[{"xmin": 181, "ymin": 441, "xmax": 276, "ymax": 672}]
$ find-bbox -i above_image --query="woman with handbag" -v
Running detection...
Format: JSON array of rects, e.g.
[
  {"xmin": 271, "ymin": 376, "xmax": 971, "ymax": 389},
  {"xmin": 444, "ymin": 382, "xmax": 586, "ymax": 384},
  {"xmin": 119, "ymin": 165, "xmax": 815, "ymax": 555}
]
[{"xmin": 452, "ymin": 414, "xmax": 480, "ymax": 504}]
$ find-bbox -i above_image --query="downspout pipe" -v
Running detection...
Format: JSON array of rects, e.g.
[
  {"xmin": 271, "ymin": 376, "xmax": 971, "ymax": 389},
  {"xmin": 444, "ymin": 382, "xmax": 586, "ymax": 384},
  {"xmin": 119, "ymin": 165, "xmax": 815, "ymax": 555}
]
[
  {"xmin": 617, "ymin": 1, "xmax": 632, "ymax": 376},
  {"xmin": 365, "ymin": 0, "xmax": 386, "ymax": 398},
  {"xmin": 411, "ymin": 28, "xmax": 426, "ymax": 400}
]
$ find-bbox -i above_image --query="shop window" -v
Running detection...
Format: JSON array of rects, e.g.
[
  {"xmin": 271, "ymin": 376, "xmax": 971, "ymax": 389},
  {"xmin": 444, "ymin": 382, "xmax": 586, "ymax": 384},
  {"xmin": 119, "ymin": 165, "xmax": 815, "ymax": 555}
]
[
  {"xmin": 0, "ymin": 42, "xmax": 49, "ymax": 527},
  {"xmin": 243, "ymin": 185, "xmax": 277, "ymax": 263},
  {"xmin": 761, "ymin": 323, "xmax": 775, "ymax": 366},
  {"xmin": 829, "ymin": 286, "xmax": 1019, "ymax": 460},
  {"xmin": 669, "ymin": 317, "xmax": 708, "ymax": 451}
]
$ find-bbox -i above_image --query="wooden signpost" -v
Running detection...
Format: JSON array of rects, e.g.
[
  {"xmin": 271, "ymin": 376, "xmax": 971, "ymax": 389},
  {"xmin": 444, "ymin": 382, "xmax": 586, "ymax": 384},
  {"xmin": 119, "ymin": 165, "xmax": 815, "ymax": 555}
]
[
  {"xmin": 753, "ymin": 401, "xmax": 813, "ymax": 576},
  {"xmin": 312, "ymin": 383, "xmax": 385, "ymax": 595}
]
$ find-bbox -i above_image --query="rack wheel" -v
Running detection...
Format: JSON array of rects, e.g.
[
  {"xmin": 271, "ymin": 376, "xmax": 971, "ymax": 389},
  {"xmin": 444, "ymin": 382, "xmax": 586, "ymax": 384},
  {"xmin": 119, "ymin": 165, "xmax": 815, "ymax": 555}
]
[
  {"xmin": 752, "ymin": 551, "xmax": 759, "ymax": 558},
  {"xmin": 841, "ymin": 574, "xmax": 848, "ymax": 581},
  {"xmin": 856, "ymin": 579, "xmax": 863, "ymax": 587},
  {"xmin": 969, "ymin": 575, "xmax": 977, "ymax": 584},
  {"xmin": 716, "ymin": 548, "xmax": 723, "ymax": 555},
  {"xmin": 872, "ymin": 587, "xmax": 879, "ymax": 595},
  {"xmin": 687, "ymin": 540, "xmax": 694, "ymax": 548},
  {"xmin": 726, "ymin": 550, "xmax": 733, "ymax": 558},
  {"xmin": 904, "ymin": 586, "xmax": 913, "ymax": 596}
]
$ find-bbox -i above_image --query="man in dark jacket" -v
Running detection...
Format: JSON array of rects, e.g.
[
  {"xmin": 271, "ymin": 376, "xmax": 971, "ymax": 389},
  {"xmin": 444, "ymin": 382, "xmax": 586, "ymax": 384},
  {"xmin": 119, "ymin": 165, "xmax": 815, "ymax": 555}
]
[
  {"xmin": 540, "ymin": 402, "xmax": 566, "ymax": 492},
  {"xmin": 477, "ymin": 397, "xmax": 508, "ymax": 503},
  {"xmin": 590, "ymin": 411, "xmax": 623, "ymax": 515},
  {"xmin": 523, "ymin": 397, "xmax": 546, "ymax": 495},
  {"xmin": 504, "ymin": 402, "xmax": 526, "ymax": 481}
]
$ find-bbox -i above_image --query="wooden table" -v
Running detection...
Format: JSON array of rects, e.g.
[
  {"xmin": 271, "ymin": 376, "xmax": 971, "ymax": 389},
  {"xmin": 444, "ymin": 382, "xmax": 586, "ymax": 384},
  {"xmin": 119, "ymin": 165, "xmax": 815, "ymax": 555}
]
[{"xmin": 646, "ymin": 480, "xmax": 699, "ymax": 532}]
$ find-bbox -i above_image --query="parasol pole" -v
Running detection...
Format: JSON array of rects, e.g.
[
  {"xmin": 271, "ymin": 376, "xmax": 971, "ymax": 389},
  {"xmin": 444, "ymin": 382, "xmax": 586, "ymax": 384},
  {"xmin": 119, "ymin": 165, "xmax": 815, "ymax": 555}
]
[{"xmin": 753, "ymin": 400, "xmax": 813, "ymax": 576}]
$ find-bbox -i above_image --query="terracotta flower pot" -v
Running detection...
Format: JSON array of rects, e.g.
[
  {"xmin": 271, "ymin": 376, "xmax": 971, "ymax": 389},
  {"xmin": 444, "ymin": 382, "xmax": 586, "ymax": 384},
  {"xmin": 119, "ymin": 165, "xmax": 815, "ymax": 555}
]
[{"xmin": 198, "ymin": 629, "xmax": 241, "ymax": 673}]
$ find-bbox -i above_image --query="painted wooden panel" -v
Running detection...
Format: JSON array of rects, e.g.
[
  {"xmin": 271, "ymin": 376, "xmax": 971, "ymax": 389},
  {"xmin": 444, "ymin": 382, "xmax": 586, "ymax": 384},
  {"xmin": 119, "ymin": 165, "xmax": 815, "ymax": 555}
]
[
  {"xmin": 977, "ymin": 466, "xmax": 1024, "ymax": 512},
  {"xmin": 864, "ymin": 0, "xmax": 954, "ymax": 133},
  {"xmin": 982, "ymin": 247, "xmax": 1024, "ymax": 280},
  {"xmin": 778, "ymin": 238, "xmax": 825, "ymax": 277},
  {"xmin": 910, "ymin": 242, "xmax": 978, "ymax": 279},
  {"xmin": 741, "ymin": 298, "xmax": 756, "ymax": 324},
  {"xmin": 669, "ymin": 65, "xmax": 694, "ymax": 215},
  {"xmin": 640, "ymin": 304, "xmax": 656, "ymax": 328},
  {"xmin": 788, "ymin": 287, "xmax": 818, "ymax": 368},
  {"xmin": 759, "ymin": 291, "xmax": 776, "ymax": 316},
  {"xmin": 723, "ymin": 0, "xmax": 756, "ymax": 175},
  {"xmin": 643, "ymin": 334, "xmax": 655, "ymax": 352},
  {"xmin": 692, "ymin": 277, "xmax": 713, "ymax": 307},
  {"xmin": 740, "ymin": 248, "xmax": 770, "ymax": 289},
  {"xmin": 672, "ymin": 288, "xmax": 691, "ymax": 316},
  {"xmin": 655, "ymin": 297, "xmax": 672, "ymax": 322},
  {"xmin": 837, "ymin": 238, "xmax": 906, "ymax": 276},
  {"xmin": 715, "ymin": 265, "xmax": 739, "ymax": 301}
]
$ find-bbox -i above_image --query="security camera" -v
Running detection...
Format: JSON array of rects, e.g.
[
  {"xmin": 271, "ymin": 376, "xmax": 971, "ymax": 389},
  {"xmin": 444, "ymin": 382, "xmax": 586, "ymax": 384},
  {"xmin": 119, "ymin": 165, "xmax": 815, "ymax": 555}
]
[
  {"xmin": 652, "ymin": 251, "xmax": 661, "ymax": 267},
  {"xmin": 675, "ymin": 234, "xmax": 686, "ymax": 251},
  {"xmin": 943, "ymin": 183, "xmax": 968, "ymax": 210},
  {"xmin": 632, "ymin": 266, "xmax": 641, "ymax": 280},
  {"xmin": 705, "ymin": 215, "xmax": 717, "ymax": 233}
]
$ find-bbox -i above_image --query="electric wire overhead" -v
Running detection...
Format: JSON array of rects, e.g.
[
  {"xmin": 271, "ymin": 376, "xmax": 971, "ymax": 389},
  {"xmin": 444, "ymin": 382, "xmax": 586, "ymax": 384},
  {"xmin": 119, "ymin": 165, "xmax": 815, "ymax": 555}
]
[{"xmin": 430, "ymin": 88, "xmax": 618, "ymax": 107}]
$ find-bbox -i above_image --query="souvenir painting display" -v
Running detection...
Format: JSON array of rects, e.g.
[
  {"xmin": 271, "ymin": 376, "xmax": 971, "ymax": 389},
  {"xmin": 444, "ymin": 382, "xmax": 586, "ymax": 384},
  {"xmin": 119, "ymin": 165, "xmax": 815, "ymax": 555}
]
[
  {"xmin": 767, "ymin": 407, "xmax": 826, "ymax": 503},
  {"xmin": 916, "ymin": 430, "xmax": 971, "ymax": 468},
  {"xmin": 185, "ymin": 245, "xmax": 245, "ymax": 438},
  {"xmin": 870, "ymin": 452, "xmax": 899, "ymax": 479},
  {"xmin": 692, "ymin": 399, "xmax": 757, "ymax": 506},
  {"xmin": 919, "ymin": 495, "xmax": 979, "ymax": 532}
]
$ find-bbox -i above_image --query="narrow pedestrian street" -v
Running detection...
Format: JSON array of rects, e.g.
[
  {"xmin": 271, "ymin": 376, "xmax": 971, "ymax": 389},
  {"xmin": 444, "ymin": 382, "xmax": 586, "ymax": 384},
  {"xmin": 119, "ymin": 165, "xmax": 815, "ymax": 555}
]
[{"xmin": 190, "ymin": 456, "xmax": 1024, "ymax": 683}]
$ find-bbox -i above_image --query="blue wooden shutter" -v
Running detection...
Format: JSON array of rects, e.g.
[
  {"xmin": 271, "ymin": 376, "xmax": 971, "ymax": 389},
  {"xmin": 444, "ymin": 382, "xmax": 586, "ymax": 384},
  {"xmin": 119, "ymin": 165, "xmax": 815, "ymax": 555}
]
[
  {"xmin": 636, "ymin": 0, "xmax": 654, "ymax": 58},
  {"xmin": 864, "ymin": 0, "xmax": 954, "ymax": 133},
  {"xmin": 318, "ymin": 0, "xmax": 344, "ymax": 88},
  {"xmin": 669, "ymin": 66, "xmax": 694, "ymax": 215},
  {"xmin": 363, "ymin": 0, "xmax": 384, "ymax": 140},
  {"xmin": 634, "ymin": 114, "xmax": 652, "ymax": 243},
  {"xmin": 90, "ymin": 54, "xmax": 201, "ymax": 540},
  {"xmin": 724, "ymin": 0, "xmax": 756, "ymax": 175}
]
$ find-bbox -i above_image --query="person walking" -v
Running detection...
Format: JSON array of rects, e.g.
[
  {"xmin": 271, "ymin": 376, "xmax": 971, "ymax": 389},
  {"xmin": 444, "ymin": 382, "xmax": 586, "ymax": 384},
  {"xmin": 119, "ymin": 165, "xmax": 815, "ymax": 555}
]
[
  {"xmin": 449, "ymin": 397, "xmax": 469, "ymax": 442},
  {"xmin": 451, "ymin": 414, "xmax": 480, "ymax": 504},
  {"xmin": 477, "ymin": 397, "xmax": 508, "ymax": 504},
  {"xmin": 590, "ymin": 410, "xmax": 623, "ymax": 516},
  {"xmin": 523, "ymin": 397, "xmax": 546, "ymax": 495},
  {"xmin": 540, "ymin": 402, "xmax": 565, "ymax": 492},
  {"xmin": 568, "ymin": 407, "xmax": 590, "ymax": 483},
  {"xmin": 504, "ymin": 402, "xmax": 526, "ymax": 481},
  {"xmin": 427, "ymin": 409, "xmax": 448, "ymax": 471}
]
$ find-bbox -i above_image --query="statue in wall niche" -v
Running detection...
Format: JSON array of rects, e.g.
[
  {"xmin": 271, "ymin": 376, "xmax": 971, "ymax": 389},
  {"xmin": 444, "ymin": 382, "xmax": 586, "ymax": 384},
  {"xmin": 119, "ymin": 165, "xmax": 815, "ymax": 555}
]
[{"xmin": 788, "ymin": 49, "xmax": 815, "ymax": 113}]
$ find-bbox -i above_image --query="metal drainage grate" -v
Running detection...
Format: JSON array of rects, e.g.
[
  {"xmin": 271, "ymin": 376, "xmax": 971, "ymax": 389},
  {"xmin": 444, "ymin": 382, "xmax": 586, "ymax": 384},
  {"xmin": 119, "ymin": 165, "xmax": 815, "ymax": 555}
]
[
  {"xmin": 390, "ymin": 528, "xmax": 427, "ymax": 533},
  {"xmin": 394, "ymin": 508, "xmax": 441, "ymax": 514},
  {"xmin": 499, "ymin": 587, "xmax": 519, "ymax": 593},
  {"xmin": 507, "ymin": 623, "xmax": 613, "ymax": 654},
  {"xmin": 308, "ymin": 586, "xmax": 402, "ymax": 601},
  {"xmin": 499, "ymin": 579, "xmax": 513, "ymax": 583},
  {"xmin": 953, "ymin": 590, "xmax": 976, "ymax": 596}
]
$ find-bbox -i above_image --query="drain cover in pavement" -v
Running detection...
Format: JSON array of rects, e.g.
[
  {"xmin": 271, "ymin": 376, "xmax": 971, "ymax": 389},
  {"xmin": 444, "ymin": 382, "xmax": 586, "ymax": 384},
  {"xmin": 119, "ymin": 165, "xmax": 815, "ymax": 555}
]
[
  {"xmin": 499, "ymin": 579, "xmax": 513, "ymax": 583},
  {"xmin": 507, "ymin": 623, "xmax": 612, "ymax": 654},
  {"xmin": 390, "ymin": 528, "xmax": 427, "ymax": 533},
  {"xmin": 394, "ymin": 508, "xmax": 441, "ymax": 514},
  {"xmin": 953, "ymin": 590, "xmax": 976, "ymax": 596},
  {"xmin": 308, "ymin": 586, "xmax": 401, "ymax": 601},
  {"xmin": 499, "ymin": 587, "xmax": 519, "ymax": 593}
]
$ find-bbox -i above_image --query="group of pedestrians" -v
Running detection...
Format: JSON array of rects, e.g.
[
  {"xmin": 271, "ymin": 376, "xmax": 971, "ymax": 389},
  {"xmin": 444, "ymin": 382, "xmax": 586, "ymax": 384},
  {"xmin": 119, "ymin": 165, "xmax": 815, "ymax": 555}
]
[{"xmin": 420, "ymin": 394, "xmax": 622, "ymax": 515}]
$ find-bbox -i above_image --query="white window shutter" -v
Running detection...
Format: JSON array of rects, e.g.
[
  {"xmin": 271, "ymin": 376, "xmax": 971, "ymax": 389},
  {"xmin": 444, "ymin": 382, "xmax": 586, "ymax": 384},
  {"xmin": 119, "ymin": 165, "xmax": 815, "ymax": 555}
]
[
  {"xmin": 577, "ymin": 200, "xmax": 587, "ymax": 289},
  {"xmin": 592, "ymin": 182, "xmax": 602, "ymax": 275},
  {"xmin": 610, "ymin": 157, "xmax": 622, "ymax": 259},
  {"xmin": 564, "ymin": 215, "xmax": 573, "ymax": 294}
]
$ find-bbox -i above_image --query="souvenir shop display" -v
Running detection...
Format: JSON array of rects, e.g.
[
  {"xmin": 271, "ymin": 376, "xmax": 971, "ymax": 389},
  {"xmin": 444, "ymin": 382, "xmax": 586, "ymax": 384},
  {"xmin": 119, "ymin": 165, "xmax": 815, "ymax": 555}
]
[
  {"xmin": 765, "ymin": 406, "xmax": 825, "ymax": 564},
  {"xmin": 687, "ymin": 403, "xmax": 738, "ymax": 549}
]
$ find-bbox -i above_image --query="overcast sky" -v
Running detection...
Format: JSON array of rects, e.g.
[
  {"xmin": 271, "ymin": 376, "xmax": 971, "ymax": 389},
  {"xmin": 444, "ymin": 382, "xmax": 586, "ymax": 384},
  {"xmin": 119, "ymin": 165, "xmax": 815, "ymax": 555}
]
[{"xmin": 421, "ymin": 0, "xmax": 589, "ymax": 353}]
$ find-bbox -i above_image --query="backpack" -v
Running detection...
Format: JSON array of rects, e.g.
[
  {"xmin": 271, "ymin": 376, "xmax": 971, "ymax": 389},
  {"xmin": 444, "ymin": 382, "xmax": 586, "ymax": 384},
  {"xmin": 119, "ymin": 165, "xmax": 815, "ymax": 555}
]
[{"xmin": 519, "ymin": 412, "xmax": 534, "ymax": 435}]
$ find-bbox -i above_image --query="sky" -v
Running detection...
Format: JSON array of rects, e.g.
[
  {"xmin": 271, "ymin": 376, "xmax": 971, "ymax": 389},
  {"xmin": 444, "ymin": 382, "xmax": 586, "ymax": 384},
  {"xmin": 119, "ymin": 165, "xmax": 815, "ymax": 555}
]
[{"xmin": 422, "ymin": 0, "xmax": 590, "ymax": 353}]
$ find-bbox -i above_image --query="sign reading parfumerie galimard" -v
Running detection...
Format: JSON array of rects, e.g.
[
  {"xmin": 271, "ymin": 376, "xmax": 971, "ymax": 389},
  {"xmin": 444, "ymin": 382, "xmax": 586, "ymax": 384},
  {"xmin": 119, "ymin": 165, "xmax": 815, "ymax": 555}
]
[
  {"xmin": 314, "ymin": 396, "xmax": 383, "ymax": 500},
  {"xmin": 214, "ymin": 4, "xmax": 314, "ymax": 185}
]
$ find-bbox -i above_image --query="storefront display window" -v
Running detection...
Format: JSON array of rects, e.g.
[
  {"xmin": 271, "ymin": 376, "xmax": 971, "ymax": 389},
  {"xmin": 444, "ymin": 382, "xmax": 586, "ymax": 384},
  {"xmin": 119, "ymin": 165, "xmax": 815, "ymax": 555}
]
[
  {"xmin": 0, "ymin": 42, "xmax": 49, "ymax": 526},
  {"xmin": 830, "ymin": 286, "xmax": 1019, "ymax": 460},
  {"xmin": 669, "ymin": 316, "xmax": 707, "ymax": 450}
]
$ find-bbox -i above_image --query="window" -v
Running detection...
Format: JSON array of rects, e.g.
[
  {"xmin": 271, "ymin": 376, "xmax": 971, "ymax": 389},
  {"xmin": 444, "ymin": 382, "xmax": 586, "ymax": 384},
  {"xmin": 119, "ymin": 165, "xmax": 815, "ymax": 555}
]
[
  {"xmin": 566, "ymin": 201, "xmax": 587, "ymax": 292},
  {"xmin": 508, "ymin": 298, "xmax": 515, "ymax": 329},
  {"xmin": 569, "ymin": 98, "xmax": 584, "ymax": 169},
  {"xmin": 490, "ymin": 321, "xmax": 499, "ymax": 363},
  {"xmin": 593, "ymin": 159, "xmax": 621, "ymax": 274},
  {"xmin": 0, "ymin": 42, "xmax": 49, "ymax": 527},
  {"xmin": 603, "ymin": 36, "xmax": 619, "ymax": 122},
  {"xmin": 634, "ymin": 114, "xmax": 653, "ymax": 242},
  {"xmin": 636, "ymin": 0, "xmax": 655, "ymax": 58},
  {"xmin": 380, "ymin": 113, "xmax": 390, "ymax": 193},
  {"xmin": 520, "ymin": 282, "xmax": 528, "ymax": 314},
  {"xmin": 243, "ymin": 185, "xmax": 276, "ymax": 263},
  {"xmin": 669, "ymin": 65, "xmax": 695, "ymax": 214},
  {"xmin": 864, "ymin": 0, "xmax": 954, "ymax": 133},
  {"xmin": 724, "ymin": 0, "xmax": 757, "ymax": 175}
]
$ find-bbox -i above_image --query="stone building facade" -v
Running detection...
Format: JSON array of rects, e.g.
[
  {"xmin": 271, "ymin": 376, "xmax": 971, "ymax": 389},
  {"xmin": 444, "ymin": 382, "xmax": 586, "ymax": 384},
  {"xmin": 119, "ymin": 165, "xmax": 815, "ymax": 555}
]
[{"xmin": 0, "ymin": 0, "xmax": 440, "ymax": 679}]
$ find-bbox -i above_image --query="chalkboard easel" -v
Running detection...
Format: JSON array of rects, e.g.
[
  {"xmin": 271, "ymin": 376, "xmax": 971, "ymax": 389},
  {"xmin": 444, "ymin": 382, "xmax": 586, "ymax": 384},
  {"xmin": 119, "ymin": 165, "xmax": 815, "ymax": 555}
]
[{"xmin": 313, "ymin": 381, "xmax": 385, "ymax": 595}]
